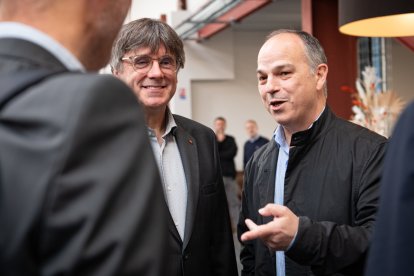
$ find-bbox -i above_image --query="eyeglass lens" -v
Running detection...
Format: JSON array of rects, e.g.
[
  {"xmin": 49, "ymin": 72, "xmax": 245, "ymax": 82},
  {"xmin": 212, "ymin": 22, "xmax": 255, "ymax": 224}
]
[{"xmin": 132, "ymin": 55, "xmax": 176, "ymax": 71}]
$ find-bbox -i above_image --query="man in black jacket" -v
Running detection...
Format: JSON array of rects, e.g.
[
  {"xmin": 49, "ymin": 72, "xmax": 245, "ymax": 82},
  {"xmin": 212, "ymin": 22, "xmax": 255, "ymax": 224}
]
[
  {"xmin": 111, "ymin": 18, "xmax": 237, "ymax": 276},
  {"xmin": 0, "ymin": 1, "xmax": 167, "ymax": 275},
  {"xmin": 238, "ymin": 29, "xmax": 387, "ymax": 276}
]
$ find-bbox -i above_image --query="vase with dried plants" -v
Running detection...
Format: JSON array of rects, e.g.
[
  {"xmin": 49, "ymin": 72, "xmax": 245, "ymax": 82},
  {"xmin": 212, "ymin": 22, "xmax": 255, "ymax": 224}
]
[{"xmin": 341, "ymin": 66, "xmax": 406, "ymax": 138}]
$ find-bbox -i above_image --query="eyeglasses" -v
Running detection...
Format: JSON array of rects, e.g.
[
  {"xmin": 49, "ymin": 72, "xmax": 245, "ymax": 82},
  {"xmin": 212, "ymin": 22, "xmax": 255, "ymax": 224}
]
[{"xmin": 120, "ymin": 55, "xmax": 177, "ymax": 73}]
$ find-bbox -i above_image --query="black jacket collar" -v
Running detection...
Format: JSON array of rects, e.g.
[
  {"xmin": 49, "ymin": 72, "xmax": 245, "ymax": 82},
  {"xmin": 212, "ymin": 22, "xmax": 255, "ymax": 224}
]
[{"xmin": 290, "ymin": 106, "xmax": 333, "ymax": 147}]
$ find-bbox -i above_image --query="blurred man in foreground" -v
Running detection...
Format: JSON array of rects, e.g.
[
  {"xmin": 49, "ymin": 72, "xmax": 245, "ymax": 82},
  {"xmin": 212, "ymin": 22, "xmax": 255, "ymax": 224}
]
[{"xmin": 0, "ymin": 1, "xmax": 167, "ymax": 275}]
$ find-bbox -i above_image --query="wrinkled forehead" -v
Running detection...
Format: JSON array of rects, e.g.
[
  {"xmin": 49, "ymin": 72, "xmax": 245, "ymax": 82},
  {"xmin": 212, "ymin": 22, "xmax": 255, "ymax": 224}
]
[{"xmin": 257, "ymin": 34, "xmax": 308, "ymax": 70}]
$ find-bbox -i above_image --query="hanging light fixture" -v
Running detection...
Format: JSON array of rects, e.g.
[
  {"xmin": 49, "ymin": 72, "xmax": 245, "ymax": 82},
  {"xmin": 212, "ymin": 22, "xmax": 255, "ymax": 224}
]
[{"xmin": 338, "ymin": 0, "xmax": 414, "ymax": 37}]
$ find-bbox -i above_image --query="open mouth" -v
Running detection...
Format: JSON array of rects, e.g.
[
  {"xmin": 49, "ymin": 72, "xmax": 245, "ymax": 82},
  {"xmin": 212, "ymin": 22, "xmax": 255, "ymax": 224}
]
[{"xmin": 269, "ymin": 99, "xmax": 287, "ymax": 108}]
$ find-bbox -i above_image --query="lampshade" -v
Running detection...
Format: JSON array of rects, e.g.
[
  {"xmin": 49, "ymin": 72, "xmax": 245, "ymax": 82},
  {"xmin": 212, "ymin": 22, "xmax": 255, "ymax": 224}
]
[{"xmin": 338, "ymin": 0, "xmax": 414, "ymax": 37}]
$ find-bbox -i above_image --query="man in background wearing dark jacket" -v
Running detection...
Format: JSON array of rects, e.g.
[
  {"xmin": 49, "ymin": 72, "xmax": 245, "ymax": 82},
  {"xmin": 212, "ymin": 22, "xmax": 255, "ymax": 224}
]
[
  {"xmin": 243, "ymin": 119, "xmax": 269, "ymax": 169},
  {"xmin": 238, "ymin": 29, "xmax": 387, "ymax": 276},
  {"xmin": 214, "ymin": 116, "xmax": 240, "ymax": 232}
]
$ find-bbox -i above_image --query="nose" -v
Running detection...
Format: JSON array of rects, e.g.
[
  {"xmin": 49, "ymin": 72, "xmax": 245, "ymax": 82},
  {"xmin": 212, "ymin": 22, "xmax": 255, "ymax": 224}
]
[
  {"xmin": 146, "ymin": 60, "xmax": 164, "ymax": 78},
  {"xmin": 263, "ymin": 76, "xmax": 280, "ymax": 94}
]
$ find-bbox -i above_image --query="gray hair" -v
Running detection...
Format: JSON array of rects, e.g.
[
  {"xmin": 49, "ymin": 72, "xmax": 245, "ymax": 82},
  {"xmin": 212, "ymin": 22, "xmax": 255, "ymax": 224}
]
[
  {"xmin": 266, "ymin": 29, "xmax": 328, "ymax": 96},
  {"xmin": 110, "ymin": 18, "xmax": 185, "ymax": 72}
]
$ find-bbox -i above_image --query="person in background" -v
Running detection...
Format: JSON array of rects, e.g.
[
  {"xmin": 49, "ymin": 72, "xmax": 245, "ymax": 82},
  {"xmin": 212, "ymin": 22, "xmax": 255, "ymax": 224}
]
[
  {"xmin": 365, "ymin": 101, "xmax": 414, "ymax": 276},
  {"xmin": 0, "ymin": 1, "xmax": 167, "ymax": 275},
  {"xmin": 238, "ymin": 29, "xmax": 387, "ymax": 276},
  {"xmin": 243, "ymin": 119, "xmax": 269, "ymax": 169},
  {"xmin": 214, "ymin": 116, "xmax": 240, "ymax": 231},
  {"xmin": 111, "ymin": 18, "xmax": 237, "ymax": 276}
]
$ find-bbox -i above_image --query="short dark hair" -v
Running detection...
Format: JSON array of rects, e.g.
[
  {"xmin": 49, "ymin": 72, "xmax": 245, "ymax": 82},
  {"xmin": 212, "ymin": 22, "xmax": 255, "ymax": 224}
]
[
  {"xmin": 110, "ymin": 18, "xmax": 185, "ymax": 72},
  {"xmin": 266, "ymin": 29, "xmax": 327, "ymax": 72},
  {"xmin": 214, "ymin": 116, "xmax": 226, "ymax": 123},
  {"xmin": 266, "ymin": 29, "xmax": 328, "ymax": 96}
]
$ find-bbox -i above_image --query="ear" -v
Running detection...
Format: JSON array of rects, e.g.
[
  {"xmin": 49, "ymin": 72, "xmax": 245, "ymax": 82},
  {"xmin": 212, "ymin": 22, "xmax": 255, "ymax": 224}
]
[
  {"xmin": 315, "ymin": 63, "xmax": 328, "ymax": 91},
  {"xmin": 112, "ymin": 67, "xmax": 120, "ymax": 76}
]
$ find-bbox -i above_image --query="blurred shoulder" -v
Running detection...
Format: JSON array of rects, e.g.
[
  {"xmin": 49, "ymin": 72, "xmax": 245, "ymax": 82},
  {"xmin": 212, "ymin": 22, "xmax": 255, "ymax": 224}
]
[{"xmin": 47, "ymin": 73, "xmax": 133, "ymax": 97}]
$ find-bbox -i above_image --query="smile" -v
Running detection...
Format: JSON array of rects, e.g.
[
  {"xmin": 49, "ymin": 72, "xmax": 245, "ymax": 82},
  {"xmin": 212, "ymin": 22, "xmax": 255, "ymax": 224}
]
[{"xmin": 142, "ymin": 85, "xmax": 167, "ymax": 89}]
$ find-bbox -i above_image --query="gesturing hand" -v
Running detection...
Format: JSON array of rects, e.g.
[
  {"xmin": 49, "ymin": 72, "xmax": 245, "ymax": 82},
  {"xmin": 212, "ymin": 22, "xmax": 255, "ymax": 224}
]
[{"xmin": 240, "ymin": 204, "xmax": 299, "ymax": 251}]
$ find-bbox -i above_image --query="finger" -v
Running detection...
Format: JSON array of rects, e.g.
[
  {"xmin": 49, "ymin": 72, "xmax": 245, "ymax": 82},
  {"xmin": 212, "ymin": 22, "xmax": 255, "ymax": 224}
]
[
  {"xmin": 259, "ymin": 204, "xmax": 286, "ymax": 217},
  {"xmin": 241, "ymin": 221, "xmax": 273, "ymax": 242},
  {"xmin": 245, "ymin": 219, "xmax": 258, "ymax": 230},
  {"xmin": 241, "ymin": 229, "xmax": 258, "ymax": 242},
  {"xmin": 241, "ymin": 219, "xmax": 260, "ymax": 241}
]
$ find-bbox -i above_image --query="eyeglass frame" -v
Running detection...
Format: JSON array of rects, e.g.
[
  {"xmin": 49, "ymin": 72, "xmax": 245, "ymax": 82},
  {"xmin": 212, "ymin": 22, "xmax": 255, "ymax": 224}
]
[{"xmin": 120, "ymin": 54, "xmax": 178, "ymax": 73}]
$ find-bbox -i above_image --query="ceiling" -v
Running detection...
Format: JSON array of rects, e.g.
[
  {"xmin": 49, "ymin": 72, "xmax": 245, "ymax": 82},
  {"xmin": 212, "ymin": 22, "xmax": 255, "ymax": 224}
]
[
  {"xmin": 175, "ymin": 0, "xmax": 302, "ymax": 41},
  {"xmin": 230, "ymin": 0, "xmax": 302, "ymax": 32}
]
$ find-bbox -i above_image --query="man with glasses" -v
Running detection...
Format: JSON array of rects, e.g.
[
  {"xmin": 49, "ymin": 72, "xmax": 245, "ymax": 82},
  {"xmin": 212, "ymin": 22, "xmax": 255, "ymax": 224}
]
[{"xmin": 111, "ymin": 18, "xmax": 238, "ymax": 276}]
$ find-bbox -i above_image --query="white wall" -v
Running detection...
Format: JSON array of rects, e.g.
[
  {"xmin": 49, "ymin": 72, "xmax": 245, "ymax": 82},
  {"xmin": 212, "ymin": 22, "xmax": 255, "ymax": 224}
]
[
  {"xmin": 190, "ymin": 29, "xmax": 276, "ymax": 171},
  {"xmin": 129, "ymin": 0, "xmax": 177, "ymax": 20},
  {"xmin": 129, "ymin": 0, "xmax": 208, "ymax": 22},
  {"xmin": 390, "ymin": 39, "xmax": 414, "ymax": 104},
  {"xmin": 172, "ymin": 23, "xmax": 235, "ymax": 118}
]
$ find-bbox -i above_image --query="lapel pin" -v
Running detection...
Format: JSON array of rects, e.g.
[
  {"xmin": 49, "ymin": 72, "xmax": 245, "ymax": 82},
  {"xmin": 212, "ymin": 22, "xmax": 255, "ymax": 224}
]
[{"xmin": 188, "ymin": 139, "xmax": 193, "ymax": 144}]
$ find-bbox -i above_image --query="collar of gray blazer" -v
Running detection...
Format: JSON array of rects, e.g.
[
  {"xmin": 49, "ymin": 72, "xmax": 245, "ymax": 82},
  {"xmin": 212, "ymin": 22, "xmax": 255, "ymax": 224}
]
[{"xmin": 0, "ymin": 22, "xmax": 85, "ymax": 72}]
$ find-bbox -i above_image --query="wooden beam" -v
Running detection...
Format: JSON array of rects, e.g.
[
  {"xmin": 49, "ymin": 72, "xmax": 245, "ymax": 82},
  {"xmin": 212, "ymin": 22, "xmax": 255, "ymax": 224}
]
[{"xmin": 198, "ymin": 0, "xmax": 271, "ymax": 40}]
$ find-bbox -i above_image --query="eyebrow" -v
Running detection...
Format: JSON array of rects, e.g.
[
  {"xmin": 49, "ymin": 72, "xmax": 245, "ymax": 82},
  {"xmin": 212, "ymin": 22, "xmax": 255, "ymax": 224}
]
[
  {"xmin": 256, "ymin": 63, "xmax": 294, "ymax": 74},
  {"xmin": 131, "ymin": 54, "xmax": 173, "ymax": 58}
]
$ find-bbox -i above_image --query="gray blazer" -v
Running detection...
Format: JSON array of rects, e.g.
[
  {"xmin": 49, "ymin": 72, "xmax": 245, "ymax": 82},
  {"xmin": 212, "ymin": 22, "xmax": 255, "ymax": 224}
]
[
  {"xmin": 166, "ymin": 114, "xmax": 238, "ymax": 276},
  {"xmin": 0, "ymin": 38, "xmax": 168, "ymax": 276}
]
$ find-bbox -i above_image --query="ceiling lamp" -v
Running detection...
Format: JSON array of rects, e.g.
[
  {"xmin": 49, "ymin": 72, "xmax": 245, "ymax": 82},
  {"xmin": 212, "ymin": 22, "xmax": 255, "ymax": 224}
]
[{"xmin": 338, "ymin": 0, "xmax": 414, "ymax": 37}]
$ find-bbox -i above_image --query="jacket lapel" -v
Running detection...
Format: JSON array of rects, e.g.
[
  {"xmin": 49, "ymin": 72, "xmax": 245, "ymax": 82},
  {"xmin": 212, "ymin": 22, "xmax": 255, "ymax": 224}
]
[
  {"xmin": 173, "ymin": 126, "xmax": 199, "ymax": 250},
  {"xmin": 160, "ymin": 176, "xmax": 181, "ymax": 244},
  {"xmin": 166, "ymin": 204, "xmax": 183, "ymax": 246}
]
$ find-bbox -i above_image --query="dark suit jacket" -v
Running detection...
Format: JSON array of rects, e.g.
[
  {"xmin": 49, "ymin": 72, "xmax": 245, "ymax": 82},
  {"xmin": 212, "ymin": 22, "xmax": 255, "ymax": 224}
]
[
  {"xmin": 0, "ymin": 38, "xmax": 168, "ymax": 275},
  {"xmin": 167, "ymin": 115, "xmax": 238, "ymax": 276},
  {"xmin": 365, "ymin": 101, "xmax": 414, "ymax": 276}
]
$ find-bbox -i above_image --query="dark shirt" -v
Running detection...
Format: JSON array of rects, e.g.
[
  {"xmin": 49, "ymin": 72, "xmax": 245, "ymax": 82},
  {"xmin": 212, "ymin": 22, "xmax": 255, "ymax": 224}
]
[
  {"xmin": 217, "ymin": 135, "xmax": 237, "ymax": 178},
  {"xmin": 243, "ymin": 136, "xmax": 269, "ymax": 168}
]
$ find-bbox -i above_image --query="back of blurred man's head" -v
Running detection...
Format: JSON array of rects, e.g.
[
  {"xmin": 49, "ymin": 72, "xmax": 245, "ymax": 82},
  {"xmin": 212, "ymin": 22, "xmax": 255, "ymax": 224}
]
[{"xmin": 0, "ymin": 0, "xmax": 132, "ymax": 71}]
